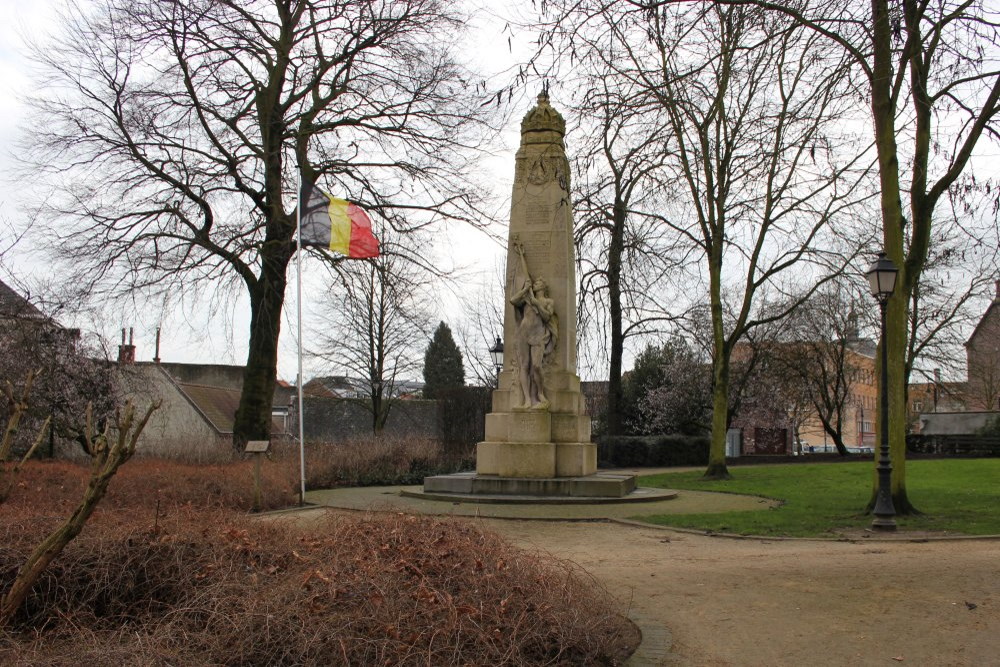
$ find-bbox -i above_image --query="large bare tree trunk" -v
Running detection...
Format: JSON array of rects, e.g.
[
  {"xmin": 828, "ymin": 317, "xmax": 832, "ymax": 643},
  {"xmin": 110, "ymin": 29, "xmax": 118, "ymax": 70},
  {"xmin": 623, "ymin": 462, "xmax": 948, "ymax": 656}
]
[
  {"xmin": 234, "ymin": 245, "xmax": 291, "ymax": 446},
  {"xmin": 605, "ymin": 199, "xmax": 627, "ymax": 436},
  {"xmin": 706, "ymin": 352, "xmax": 733, "ymax": 480},
  {"xmin": 705, "ymin": 239, "xmax": 732, "ymax": 480}
]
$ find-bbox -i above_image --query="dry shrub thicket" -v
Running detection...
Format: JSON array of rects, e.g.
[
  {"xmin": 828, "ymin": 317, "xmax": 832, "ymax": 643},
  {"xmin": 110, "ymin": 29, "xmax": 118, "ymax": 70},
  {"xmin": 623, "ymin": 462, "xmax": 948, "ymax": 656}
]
[
  {"xmin": 0, "ymin": 509, "xmax": 637, "ymax": 665},
  {"xmin": 2, "ymin": 457, "xmax": 298, "ymax": 516},
  {"xmin": 5, "ymin": 434, "xmax": 472, "ymax": 517},
  {"xmin": 1, "ymin": 449, "xmax": 637, "ymax": 664},
  {"xmin": 299, "ymin": 436, "xmax": 473, "ymax": 489}
]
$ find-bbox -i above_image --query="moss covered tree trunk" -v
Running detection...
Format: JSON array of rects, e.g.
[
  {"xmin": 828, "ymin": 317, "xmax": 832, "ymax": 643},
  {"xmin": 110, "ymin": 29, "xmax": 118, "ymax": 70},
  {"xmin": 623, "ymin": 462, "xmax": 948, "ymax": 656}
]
[
  {"xmin": 706, "ymin": 351, "xmax": 732, "ymax": 479},
  {"xmin": 0, "ymin": 402, "xmax": 156, "ymax": 626},
  {"xmin": 868, "ymin": 0, "xmax": 915, "ymax": 513},
  {"xmin": 704, "ymin": 236, "xmax": 731, "ymax": 480}
]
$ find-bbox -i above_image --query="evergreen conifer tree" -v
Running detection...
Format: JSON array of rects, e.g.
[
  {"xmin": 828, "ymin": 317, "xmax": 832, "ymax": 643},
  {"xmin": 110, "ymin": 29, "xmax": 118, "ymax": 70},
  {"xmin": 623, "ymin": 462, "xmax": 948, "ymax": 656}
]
[{"xmin": 423, "ymin": 322, "xmax": 465, "ymax": 399}]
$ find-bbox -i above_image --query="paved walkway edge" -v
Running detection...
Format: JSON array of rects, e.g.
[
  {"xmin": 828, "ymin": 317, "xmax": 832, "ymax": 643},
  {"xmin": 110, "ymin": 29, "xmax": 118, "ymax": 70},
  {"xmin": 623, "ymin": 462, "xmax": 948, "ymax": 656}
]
[
  {"xmin": 624, "ymin": 611, "xmax": 674, "ymax": 666},
  {"xmin": 607, "ymin": 517, "xmax": 1000, "ymax": 542}
]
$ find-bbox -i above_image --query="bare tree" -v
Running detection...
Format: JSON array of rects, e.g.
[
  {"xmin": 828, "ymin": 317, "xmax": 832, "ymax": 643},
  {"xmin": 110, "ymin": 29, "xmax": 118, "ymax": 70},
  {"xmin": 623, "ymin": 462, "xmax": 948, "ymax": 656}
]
[
  {"xmin": 905, "ymin": 216, "xmax": 1000, "ymax": 389},
  {"xmin": 542, "ymin": 3, "xmax": 870, "ymax": 477},
  {"xmin": 767, "ymin": 286, "xmax": 873, "ymax": 455},
  {"xmin": 21, "ymin": 0, "xmax": 500, "ymax": 445},
  {"xmin": 1, "ymin": 372, "xmax": 50, "ymax": 503},
  {"xmin": 569, "ymin": 67, "xmax": 687, "ymax": 436},
  {"xmin": 712, "ymin": 0, "xmax": 1000, "ymax": 512},
  {"xmin": 968, "ymin": 353, "xmax": 1000, "ymax": 411},
  {"xmin": 309, "ymin": 239, "xmax": 433, "ymax": 434},
  {"xmin": 0, "ymin": 307, "xmax": 118, "ymax": 456},
  {"xmin": 455, "ymin": 271, "xmax": 506, "ymax": 390},
  {"xmin": 0, "ymin": 400, "xmax": 157, "ymax": 627},
  {"xmin": 728, "ymin": 344, "xmax": 812, "ymax": 454}
]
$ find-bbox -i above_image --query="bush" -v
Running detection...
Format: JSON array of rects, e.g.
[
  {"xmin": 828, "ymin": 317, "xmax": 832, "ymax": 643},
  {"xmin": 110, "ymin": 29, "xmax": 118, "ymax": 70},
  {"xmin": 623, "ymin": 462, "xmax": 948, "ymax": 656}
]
[
  {"xmin": 4, "ymin": 458, "xmax": 299, "ymax": 517},
  {"xmin": 300, "ymin": 436, "xmax": 474, "ymax": 489},
  {"xmin": 5, "ymin": 437, "xmax": 475, "ymax": 522},
  {"xmin": 907, "ymin": 433, "xmax": 1000, "ymax": 457},
  {"xmin": 0, "ymin": 511, "xmax": 638, "ymax": 665},
  {"xmin": 597, "ymin": 434, "xmax": 709, "ymax": 468}
]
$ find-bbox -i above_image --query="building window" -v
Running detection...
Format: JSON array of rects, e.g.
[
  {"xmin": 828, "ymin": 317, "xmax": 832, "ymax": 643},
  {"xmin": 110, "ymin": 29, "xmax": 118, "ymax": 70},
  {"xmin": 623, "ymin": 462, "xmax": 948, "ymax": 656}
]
[{"xmin": 912, "ymin": 401, "xmax": 923, "ymax": 413}]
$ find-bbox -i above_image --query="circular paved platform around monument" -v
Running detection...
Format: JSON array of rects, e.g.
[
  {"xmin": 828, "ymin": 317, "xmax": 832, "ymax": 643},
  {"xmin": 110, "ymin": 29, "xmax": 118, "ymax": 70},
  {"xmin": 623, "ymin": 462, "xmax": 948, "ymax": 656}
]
[
  {"xmin": 400, "ymin": 486, "xmax": 678, "ymax": 505},
  {"xmin": 305, "ymin": 484, "xmax": 778, "ymax": 521}
]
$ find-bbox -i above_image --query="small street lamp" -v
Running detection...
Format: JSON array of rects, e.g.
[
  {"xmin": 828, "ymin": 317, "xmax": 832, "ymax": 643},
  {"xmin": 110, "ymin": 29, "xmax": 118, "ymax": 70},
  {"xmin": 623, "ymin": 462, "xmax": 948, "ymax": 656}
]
[
  {"xmin": 866, "ymin": 251, "xmax": 898, "ymax": 531},
  {"xmin": 488, "ymin": 336, "xmax": 504, "ymax": 386}
]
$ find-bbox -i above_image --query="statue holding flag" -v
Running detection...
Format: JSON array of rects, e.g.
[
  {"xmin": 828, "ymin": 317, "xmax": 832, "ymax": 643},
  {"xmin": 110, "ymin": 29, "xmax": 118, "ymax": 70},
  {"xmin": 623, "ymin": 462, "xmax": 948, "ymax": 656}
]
[{"xmin": 509, "ymin": 238, "xmax": 558, "ymax": 410}]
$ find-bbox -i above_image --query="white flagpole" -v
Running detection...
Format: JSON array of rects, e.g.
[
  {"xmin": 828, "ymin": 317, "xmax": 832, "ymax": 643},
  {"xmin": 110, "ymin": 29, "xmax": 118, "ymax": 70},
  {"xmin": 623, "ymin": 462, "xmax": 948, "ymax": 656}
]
[{"xmin": 297, "ymin": 171, "xmax": 307, "ymax": 505}]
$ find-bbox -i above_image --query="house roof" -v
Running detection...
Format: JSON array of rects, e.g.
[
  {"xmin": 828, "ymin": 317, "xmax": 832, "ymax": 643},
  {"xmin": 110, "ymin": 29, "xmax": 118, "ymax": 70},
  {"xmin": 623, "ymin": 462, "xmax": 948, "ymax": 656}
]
[
  {"xmin": 0, "ymin": 277, "xmax": 47, "ymax": 321},
  {"xmin": 966, "ymin": 297, "xmax": 1000, "ymax": 348},
  {"xmin": 177, "ymin": 382, "xmax": 242, "ymax": 433},
  {"xmin": 392, "ymin": 380, "xmax": 425, "ymax": 397},
  {"xmin": 304, "ymin": 375, "xmax": 368, "ymax": 398},
  {"xmin": 846, "ymin": 338, "xmax": 877, "ymax": 358},
  {"xmin": 136, "ymin": 361, "xmax": 292, "ymax": 407},
  {"xmin": 175, "ymin": 380, "xmax": 286, "ymax": 435}
]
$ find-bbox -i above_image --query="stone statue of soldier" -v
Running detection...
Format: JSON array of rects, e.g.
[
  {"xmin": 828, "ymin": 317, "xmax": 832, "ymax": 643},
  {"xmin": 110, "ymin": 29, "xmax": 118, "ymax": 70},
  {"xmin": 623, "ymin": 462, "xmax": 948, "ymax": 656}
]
[{"xmin": 509, "ymin": 239, "xmax": 558, "ymax": 410}]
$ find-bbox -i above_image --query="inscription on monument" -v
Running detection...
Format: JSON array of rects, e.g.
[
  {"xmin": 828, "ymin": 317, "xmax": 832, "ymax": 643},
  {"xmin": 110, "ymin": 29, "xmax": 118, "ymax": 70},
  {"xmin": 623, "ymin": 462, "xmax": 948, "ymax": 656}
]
[
  {"xmin": 515, "ymin": 232, "xmax": 551, "ymax": 260},
  {"xmin": 525, "ymin": 204, "xmax": 551, "ymax": 226}
]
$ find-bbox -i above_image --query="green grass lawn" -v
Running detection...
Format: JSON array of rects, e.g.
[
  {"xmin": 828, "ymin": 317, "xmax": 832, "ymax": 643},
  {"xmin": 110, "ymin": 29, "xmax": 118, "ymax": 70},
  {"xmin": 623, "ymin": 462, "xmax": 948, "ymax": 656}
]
[{"xmin": 637, "ymin": 458, "xmax": 1000, "ymax": 537}]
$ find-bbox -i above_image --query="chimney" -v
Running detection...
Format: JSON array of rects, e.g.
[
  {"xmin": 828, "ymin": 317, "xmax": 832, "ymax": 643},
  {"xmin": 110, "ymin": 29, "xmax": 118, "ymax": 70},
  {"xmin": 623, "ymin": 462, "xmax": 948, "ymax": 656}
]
[
  {"xmin": 153, "ymin": 326, "xmax": 161, "ymax": 364},
  {"xmin": 118, "ymin": 327, "xmax": 136, "ymax": 365}
]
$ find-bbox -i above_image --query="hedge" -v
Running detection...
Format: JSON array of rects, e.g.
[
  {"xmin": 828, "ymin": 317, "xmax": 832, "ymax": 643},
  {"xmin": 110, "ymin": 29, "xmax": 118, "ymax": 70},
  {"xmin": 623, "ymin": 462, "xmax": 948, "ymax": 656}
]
[
  {"xmin": 907, "ymin": 434, "xmax": 1000, "ymax": 457},
  {"xmin": 596, "ymin": 434, "xmax": 709, "ymax": 468}
]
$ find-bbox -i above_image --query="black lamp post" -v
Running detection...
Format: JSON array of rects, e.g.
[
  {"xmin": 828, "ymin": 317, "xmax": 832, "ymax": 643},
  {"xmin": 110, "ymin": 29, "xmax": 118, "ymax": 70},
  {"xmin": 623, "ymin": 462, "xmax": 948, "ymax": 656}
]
[
  {"xmin": 488, "ymin": 336, "xmax": 504, "ymax": 387},
  {"xmin": 866, "ymin": 252, "xmax": 898, "ymax": 531}
]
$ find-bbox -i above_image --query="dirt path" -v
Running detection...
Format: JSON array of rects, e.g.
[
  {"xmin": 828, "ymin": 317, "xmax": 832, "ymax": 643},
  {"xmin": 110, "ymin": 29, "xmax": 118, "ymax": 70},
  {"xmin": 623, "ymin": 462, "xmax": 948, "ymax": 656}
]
[{"xmin": 480, "ymin": 519, "xmax": 1000, "ymax": 666}]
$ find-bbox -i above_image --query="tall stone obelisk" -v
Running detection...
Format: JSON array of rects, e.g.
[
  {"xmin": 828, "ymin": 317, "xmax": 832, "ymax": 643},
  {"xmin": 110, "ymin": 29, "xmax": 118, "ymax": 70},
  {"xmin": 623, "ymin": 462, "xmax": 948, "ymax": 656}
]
[
  {"xmin": 475, "ymin": 91, "xmax": 596, "ymax": 479},
  {"xmin": 419, "ymin": 92, "xmax": 638, "ymax": 499}
]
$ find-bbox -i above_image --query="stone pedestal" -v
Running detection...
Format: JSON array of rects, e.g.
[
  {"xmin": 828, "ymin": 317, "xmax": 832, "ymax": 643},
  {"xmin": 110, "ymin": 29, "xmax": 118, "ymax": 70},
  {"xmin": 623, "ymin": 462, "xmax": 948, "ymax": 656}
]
[{"xmin": 476, "ymin": 368, "xmax": 596, "ymax": 480}]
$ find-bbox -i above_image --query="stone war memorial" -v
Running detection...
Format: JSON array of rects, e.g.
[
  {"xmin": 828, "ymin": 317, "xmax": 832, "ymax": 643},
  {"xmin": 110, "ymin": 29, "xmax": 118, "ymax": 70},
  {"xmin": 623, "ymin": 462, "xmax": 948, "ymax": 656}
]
[{"xmin": 416, "ymin": 92, "xmax": 672, "ymax": 503}]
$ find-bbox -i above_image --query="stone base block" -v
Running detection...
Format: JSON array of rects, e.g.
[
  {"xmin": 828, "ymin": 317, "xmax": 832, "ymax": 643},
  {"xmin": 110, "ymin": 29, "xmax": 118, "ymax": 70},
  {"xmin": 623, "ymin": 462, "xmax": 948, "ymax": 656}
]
[
  {"xmin": 555, "ymin": 442, "xmax": 597, "ymax": 476},
  {"xmin": 542, "ymin": 370, "xmax": 581, "ymax": 393},
  {"xmin": 491, "ymin": 388, "xmax": 513, "ymax": 413},
  {"xmin": 476, "ymin": 441, "xmax": 555, "ymax": 478},
  {"xmin": 485, "ymin": 411, "xmax": 552, "ymax": 443},
  {"xmin": 422, "ymin": 471, "xmax": 637, "ymax": 498},
  {"xmin": 552, "ymin": 414, "xmax": 591, "ymax": 443},
  {"xmin": 477, "ymin": 440, "xmax": 596, "ymax": 478},
  {"xmin": 550, "ymin": 390, "xmax": 585, "ymax": 414}
]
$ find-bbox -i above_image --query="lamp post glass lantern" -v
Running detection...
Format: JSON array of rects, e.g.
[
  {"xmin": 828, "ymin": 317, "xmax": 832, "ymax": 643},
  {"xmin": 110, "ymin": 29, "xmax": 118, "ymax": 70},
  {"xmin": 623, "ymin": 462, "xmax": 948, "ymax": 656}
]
[
  {"xmin": 867, "ymin": 251, "xmax": 898, "ymax": 531},
  {"xmin": 488, "ymin": 336, "xmax": 504, "ymax": 385},
  {"xmin": 866, "ymin": 252, "xmax": 898, "ymax": 301}
]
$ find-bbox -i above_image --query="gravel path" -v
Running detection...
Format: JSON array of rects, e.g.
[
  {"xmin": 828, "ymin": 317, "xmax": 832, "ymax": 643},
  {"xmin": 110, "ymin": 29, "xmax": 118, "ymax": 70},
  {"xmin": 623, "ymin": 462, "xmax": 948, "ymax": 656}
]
[
  {"xmin": 484, "ymin": 519, "xmax": 1000, "ymax": 666},
  {"xmin": 299, "ymin": 483, "xmax": 1000, "ymax": 666}
]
